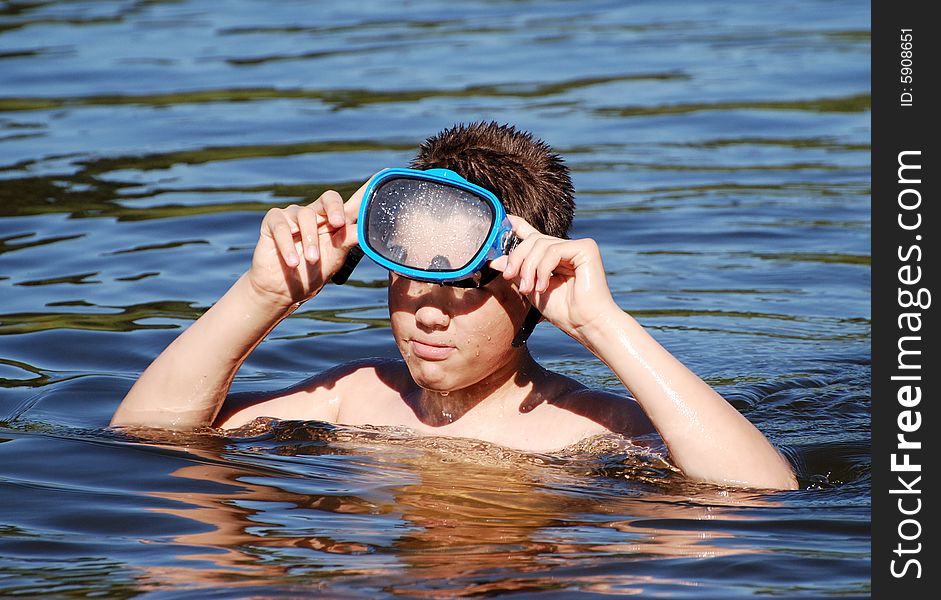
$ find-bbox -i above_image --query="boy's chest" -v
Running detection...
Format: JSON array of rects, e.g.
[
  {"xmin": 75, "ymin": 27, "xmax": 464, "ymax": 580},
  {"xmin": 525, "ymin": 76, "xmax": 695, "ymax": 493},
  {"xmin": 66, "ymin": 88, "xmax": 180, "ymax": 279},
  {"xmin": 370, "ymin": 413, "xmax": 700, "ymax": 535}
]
[{"xmin": 336, "ymin": 387, "xmax": 607, "ymax": 453}]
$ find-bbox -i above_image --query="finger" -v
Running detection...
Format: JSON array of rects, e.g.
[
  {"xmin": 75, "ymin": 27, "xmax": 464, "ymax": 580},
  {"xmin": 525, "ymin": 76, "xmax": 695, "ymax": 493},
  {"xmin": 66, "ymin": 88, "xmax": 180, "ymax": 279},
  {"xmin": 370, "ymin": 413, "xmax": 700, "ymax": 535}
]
[
  {"xmin": 342, "ymin": 215, "xmax": 359, "ymax": 249},
  {"xmin": 503, "ymin": 228, "xmax": 547, "ymax": 280},
  {"xmin": 296, "ymin": 205, "xmax": 320, "ymax": 263},
  {"xmin": 534, "ymin": 243, "xmax": 565, "ymax": 293},
  {"xmin": 322, "ymin": 214, "xmax": 359, "ymax": 263},
  {"xmin": 489, "ymin": 255, "xmax": 509, "ymax": 272},
  {"xmin": 342, "ymin": 177, "xmax": 374, "ymax": 222},
  {"xmin": 312, "ymin": 190, "xmax": 346, "ymax": 229},
  {"xmin": 507, "ymin": 214, "xmax": 541, "ymax": 239},
  {"xmin": 518, "ymin": 237, "xmax": 560, "ymax": 294},
  {"xmin": 265, "ymin": 209, "xmax": 300, "ymax": 267},
  {"xmin": 503, "ymin": 215, "xmax": 557, "ymax": 279}
]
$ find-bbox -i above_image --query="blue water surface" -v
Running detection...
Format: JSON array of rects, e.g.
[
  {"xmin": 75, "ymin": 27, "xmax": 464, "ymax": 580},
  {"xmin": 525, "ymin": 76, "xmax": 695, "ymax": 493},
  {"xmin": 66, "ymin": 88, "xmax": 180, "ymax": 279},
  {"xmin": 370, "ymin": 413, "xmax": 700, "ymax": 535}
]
[{"xmin": 1, "ymin": 1, "xmax": 870, "ymax": 597}]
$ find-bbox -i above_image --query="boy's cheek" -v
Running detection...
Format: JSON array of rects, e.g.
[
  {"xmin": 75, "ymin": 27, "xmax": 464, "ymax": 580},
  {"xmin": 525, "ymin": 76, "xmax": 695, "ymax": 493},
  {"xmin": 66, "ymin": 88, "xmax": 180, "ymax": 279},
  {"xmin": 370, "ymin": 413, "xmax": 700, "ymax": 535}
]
[{"xmin": 490, "ymin": 281, "xmax": 529, "ymax": 316}]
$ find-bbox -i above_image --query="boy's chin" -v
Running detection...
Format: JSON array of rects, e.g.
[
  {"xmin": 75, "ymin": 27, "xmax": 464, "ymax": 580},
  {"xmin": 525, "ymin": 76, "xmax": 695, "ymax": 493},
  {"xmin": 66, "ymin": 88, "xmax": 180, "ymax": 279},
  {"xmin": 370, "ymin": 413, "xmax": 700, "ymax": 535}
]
[
  {"xmin": 400, "ymin": 349, "xmax": 498, "ymax": 394},
  {"xmin": 405, "ymin": 362, "xmax": 461, "ymax": 394},
  {"xmin": 409, "ymin": 365, "xmax": 473, "ymax": 395},
  {"xmin": 417, "ymin": 384, "xmax": 455, "ymax": 395},
  {"xmin": 409, "ymin": 371, "xmax": 455, "ymax": 394}
]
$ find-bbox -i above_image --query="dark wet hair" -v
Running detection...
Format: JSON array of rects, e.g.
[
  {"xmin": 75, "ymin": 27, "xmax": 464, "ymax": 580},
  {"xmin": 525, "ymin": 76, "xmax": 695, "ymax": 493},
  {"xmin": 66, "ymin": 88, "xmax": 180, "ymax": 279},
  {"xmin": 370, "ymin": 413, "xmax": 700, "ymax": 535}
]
[{"xmin": 409, "ymin": 121, "xmax": 575, "ymax": 239}]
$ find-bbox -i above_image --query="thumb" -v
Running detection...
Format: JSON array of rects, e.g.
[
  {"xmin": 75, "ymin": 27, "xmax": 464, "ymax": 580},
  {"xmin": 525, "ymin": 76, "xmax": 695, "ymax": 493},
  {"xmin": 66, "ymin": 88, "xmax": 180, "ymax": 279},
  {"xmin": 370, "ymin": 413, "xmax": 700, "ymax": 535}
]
[
  {"xmin": 343, "ymin": 175, "xmax": 377, "ymax": 222},
  {"xmin": 489, "ymin": 255, "xmax": 509, "ymax": 272},
  {"xmin": 507, "ymin": 214, "xmax": 541, "ymax": 239}
]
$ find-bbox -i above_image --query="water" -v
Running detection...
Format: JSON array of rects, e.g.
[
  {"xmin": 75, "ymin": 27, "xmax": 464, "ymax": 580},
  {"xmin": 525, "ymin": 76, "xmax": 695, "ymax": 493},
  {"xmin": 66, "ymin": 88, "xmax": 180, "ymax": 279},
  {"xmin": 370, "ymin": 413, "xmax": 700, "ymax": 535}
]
[{"xmin": 1, "ymin": 1, "xmax": 870, "ymax": 597}]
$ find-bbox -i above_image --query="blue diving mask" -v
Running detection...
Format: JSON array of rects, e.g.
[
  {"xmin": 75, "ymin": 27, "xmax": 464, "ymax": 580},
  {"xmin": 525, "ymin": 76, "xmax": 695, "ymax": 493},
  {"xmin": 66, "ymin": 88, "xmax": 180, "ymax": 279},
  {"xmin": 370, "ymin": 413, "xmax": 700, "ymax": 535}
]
[{"xmin": 333, "ymin": 168, "xmax": 519, "ymax": 288}]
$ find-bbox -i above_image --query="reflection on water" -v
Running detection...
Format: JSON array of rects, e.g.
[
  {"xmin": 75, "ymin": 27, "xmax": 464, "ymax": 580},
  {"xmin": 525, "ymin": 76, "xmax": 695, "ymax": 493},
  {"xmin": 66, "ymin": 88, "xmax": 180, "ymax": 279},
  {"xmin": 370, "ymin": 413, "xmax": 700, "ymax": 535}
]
[
  {"xmin": 128, "ymin": 422, "xmax": 806, "ymax": 596},
  {"xmin": 1, "ymin": 0, "xmax": 869, "ymax": 596}
]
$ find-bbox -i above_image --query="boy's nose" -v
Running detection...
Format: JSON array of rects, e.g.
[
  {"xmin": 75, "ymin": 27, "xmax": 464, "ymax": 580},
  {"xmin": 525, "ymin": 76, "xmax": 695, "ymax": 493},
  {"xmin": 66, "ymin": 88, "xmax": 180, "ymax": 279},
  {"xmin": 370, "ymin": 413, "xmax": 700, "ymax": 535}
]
[
  {"xmin": 412, "ymin": 282, "xmax": 452, "ymax": 330},
  {"xmin": 414, "ymin": 300, "xmax": 450, "ymax": 330}
]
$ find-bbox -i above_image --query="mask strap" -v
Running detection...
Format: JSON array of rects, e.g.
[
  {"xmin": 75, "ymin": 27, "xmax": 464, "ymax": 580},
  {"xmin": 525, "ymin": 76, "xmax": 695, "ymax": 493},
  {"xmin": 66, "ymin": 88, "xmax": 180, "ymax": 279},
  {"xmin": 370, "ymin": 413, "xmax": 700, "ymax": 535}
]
[
  {"xmin": 443, "ymin": 266, "xmax": 501, "ymax": 289},
  {"xmin": 512, "ymin": 306, "xmax": 542, "ymax": 347},
  {"xmin": 331, "ymin": 246, "xmax": 365, "ymax": 285}
]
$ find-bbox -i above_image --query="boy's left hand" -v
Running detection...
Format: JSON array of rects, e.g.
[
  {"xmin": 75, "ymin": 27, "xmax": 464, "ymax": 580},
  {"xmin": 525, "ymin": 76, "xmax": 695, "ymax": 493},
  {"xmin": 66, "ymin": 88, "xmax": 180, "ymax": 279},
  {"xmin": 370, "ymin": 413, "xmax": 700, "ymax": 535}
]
[{"xmin": 490, "ymin": 215, "xmax": 621, "ymax": 342}]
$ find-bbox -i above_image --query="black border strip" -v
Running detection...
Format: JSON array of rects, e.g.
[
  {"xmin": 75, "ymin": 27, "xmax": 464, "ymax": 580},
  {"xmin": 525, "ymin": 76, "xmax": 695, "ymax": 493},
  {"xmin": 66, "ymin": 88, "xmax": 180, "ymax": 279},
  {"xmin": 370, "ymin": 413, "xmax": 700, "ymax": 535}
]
[{"xmin": 872, "ymin": 0, "xmax": 936, "ymax": 595}]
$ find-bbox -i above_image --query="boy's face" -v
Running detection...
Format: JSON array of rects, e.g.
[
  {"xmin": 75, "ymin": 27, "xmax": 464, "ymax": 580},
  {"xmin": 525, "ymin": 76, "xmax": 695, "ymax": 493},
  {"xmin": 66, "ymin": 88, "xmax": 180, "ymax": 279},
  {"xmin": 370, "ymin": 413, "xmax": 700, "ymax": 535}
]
[{"xmin": 388, "ymin": 273, "xmax": 530, "ymax": 392}]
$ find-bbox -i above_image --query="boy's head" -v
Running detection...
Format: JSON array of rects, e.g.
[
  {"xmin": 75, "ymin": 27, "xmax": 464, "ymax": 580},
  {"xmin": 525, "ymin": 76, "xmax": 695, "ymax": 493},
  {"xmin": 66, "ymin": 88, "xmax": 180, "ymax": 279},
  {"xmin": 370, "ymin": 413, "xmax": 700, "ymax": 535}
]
[
  {"xmin": 387, "ymin": 122, "xmax": 570, "ymax": 394},
  {"xmin": 409, "ymin": 121, "xmax": 575, "ymax": 239}
]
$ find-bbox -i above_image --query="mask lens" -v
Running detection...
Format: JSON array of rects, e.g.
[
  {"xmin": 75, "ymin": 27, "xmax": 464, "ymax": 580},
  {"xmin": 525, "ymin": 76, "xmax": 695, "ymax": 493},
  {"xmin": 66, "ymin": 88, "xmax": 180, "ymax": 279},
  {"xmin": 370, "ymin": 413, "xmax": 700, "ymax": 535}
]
[{"xmin": 364, "ymin": 177, "xmax": 495, "ymax": 272}]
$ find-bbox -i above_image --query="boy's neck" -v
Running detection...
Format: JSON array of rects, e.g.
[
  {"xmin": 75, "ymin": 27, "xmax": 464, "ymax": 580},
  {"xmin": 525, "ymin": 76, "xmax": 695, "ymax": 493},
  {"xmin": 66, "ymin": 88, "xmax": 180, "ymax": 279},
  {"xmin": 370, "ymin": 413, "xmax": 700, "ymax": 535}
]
[{"xmin": 407, "ymin": 349, "xmax": 548, "ymax": 427}]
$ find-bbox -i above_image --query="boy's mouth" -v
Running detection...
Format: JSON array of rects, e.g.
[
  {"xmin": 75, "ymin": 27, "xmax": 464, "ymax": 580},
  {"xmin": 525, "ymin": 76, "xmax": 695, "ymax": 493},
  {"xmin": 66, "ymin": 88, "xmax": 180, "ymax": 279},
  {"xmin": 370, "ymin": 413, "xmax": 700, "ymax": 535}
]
[{"xmin": 410, "ymin": 339, "xmax": 456, "ymax": 361}]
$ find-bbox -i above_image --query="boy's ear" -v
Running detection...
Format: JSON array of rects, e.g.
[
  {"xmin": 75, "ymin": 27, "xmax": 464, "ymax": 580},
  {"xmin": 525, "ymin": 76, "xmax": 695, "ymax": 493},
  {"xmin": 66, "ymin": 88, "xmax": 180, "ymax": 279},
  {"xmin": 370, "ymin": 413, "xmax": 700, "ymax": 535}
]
[{"xmin": 512, "ymin": 307, "xmax": 542, "ymax": 347}]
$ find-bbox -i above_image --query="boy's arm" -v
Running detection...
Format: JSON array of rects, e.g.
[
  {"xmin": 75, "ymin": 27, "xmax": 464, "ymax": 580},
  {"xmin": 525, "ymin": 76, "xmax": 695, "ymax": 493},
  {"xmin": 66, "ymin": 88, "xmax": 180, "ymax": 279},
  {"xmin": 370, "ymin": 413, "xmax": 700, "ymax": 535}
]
[
  {"xmin": 576, "ymin": 309, "xmax": 797, "ymax": 489},
  {"xmin": 111, "ymin": 183, "xmax": 368, "ymax": 430},
  {"xmin": 494, "ymin": 216, "xmax": 798, "ymax": 490},
  {"xmin": 111, "ymin": 274, "xmax": 296, "ymax": 429}
]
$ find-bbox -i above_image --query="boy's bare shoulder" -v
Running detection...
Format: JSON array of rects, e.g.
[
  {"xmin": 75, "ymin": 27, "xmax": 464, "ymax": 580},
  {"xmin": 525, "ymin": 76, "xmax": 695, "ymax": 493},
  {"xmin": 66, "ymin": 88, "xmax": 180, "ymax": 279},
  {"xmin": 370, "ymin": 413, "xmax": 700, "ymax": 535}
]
[
  {"xmin": 215, "ymin": 357, "xmax": 408, "ymax": 428},
  {"xmin": 328, "ymin": 357, "xmax": 416, "ymax": 398},
  {"xmin": 543, "ymin": 379, "xmax": 656, "ymax": 438},
  {"xmin": 306, "ymin": 357, "xmax": 409, "ymax": 386}
]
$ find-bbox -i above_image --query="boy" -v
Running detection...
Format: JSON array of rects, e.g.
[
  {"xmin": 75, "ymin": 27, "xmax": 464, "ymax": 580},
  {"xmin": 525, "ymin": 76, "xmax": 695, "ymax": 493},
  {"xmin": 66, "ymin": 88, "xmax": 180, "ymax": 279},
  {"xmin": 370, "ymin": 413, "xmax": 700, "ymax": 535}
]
[{"xmin": 112, "ymin": 122, "xmax": 797, "ymax": 490}]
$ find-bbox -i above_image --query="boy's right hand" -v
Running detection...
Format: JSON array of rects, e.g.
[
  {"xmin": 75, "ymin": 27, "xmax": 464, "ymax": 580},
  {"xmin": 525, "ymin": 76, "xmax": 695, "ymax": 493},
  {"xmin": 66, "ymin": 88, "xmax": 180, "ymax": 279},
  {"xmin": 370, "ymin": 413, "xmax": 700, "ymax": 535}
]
[{"xmin": 247, "ymin": 180, "xmax": 370, "ymax": 308}]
